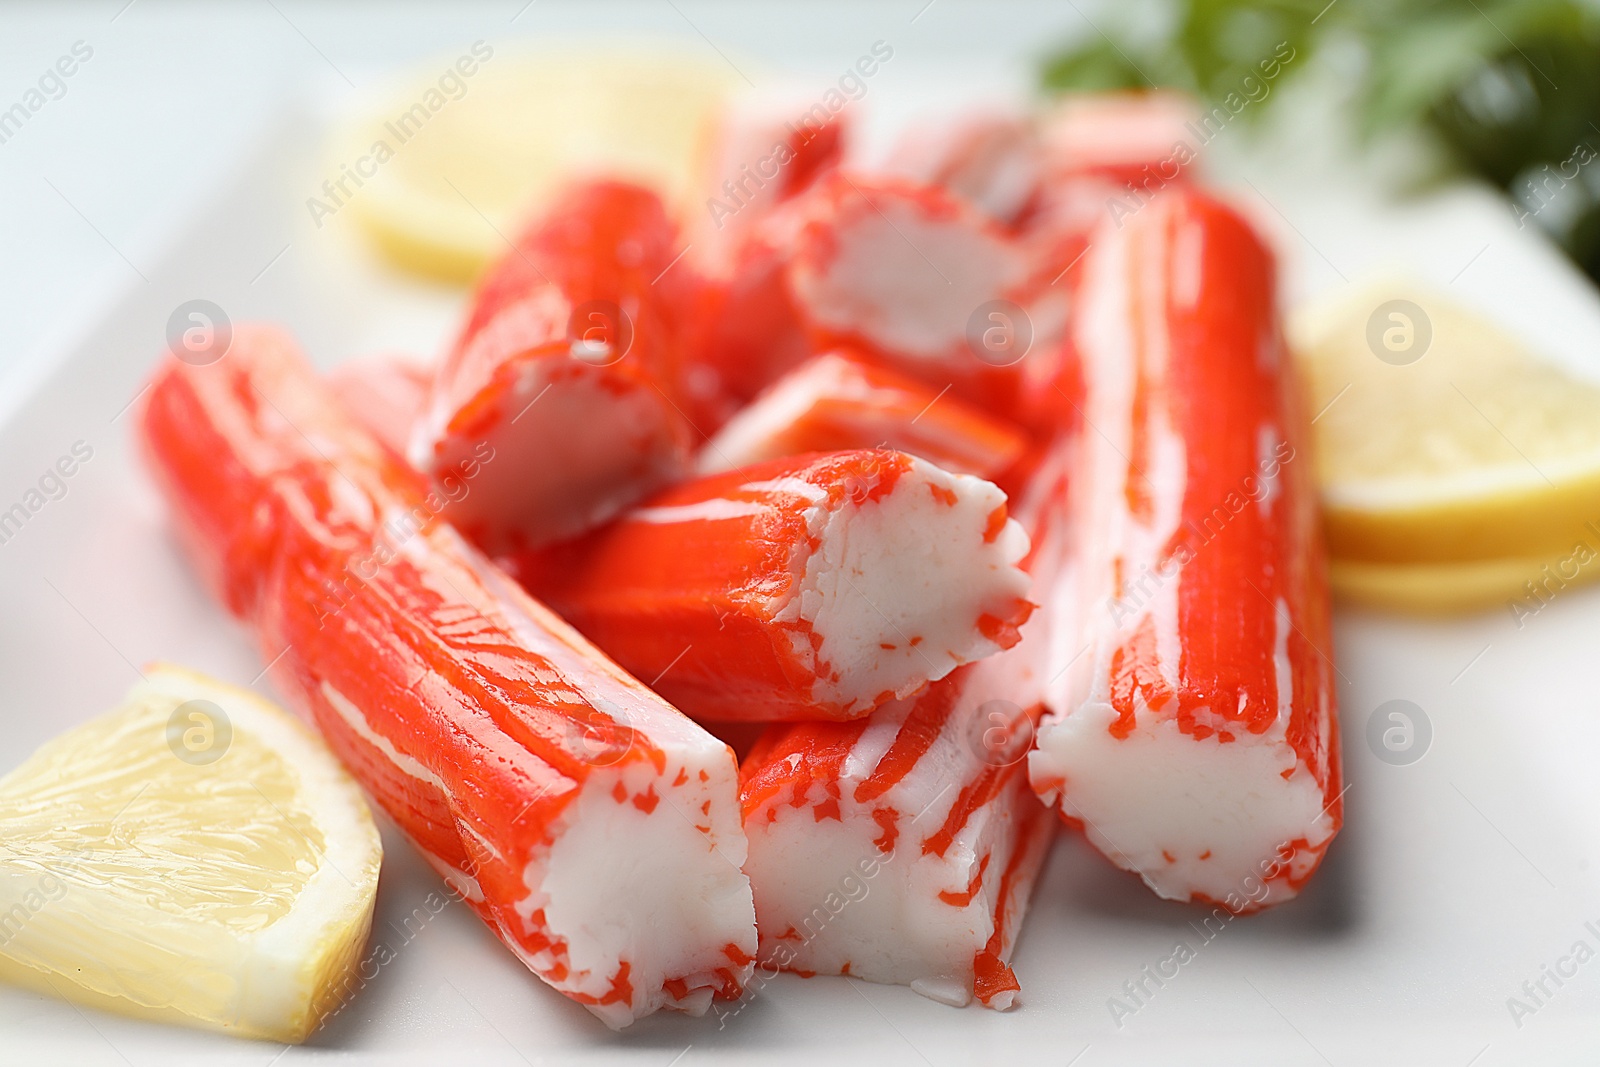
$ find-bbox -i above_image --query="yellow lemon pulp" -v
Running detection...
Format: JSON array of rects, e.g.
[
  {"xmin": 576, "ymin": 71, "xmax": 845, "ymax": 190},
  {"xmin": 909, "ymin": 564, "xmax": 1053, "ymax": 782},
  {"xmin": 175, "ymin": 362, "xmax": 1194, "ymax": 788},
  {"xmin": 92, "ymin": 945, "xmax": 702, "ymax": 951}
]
[
  {"xmin": 332, "ymin": 44, "xmax": 741, "ymax": 283},
  {"xmin": 1291, "ymin": 282, "xmax": 1600, "ymax": 612},
  {"xmin": 0, "ymin": 664, "xmax": 381, "ymax": 1043}
]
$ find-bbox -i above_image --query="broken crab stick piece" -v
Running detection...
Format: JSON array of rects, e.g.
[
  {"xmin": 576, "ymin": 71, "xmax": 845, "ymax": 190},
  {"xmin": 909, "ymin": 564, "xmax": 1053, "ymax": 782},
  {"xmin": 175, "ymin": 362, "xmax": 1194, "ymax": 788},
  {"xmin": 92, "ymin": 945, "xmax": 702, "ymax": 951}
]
[
  {"xmin": 1036, "ymin": 90, "xmax": 1200, "ymax": 188},
  {"xmin": 517, "ymin": 450, "xmax": 1034, "ymax": 723},
  {"xmin": 1028, "ymin": 188, "xmax": 1342, "ymax": 911},
  {"xmin": 738, "ymin": 653, "xmax": 1055, "ymax": 1010},
  {"xmin": 882, "ymin": 111, "xmax": 1043, "ymax": 227},
  {"xmin": 698, "ymin": 97, "xmax": 847, "ymax": 246},
  {"xmin": 139, "ymin": 324, "xmax": 757, "ymax": 1028},
  {"xmin": 412, "ymin": 179, "xmax": 695, "ymax": 555},
  {"xmin": 682, "ymin": 104, "xmax": 848, "ymax": 425},
  {"xmin": 786, "ymin": 175, "xmax": 1067, "ymax": 421},
  {"xmin": 729, "ymin": 431, "xmax": 1077, "ymax": 1010},
  {"xmin": 1022, "ymin": 92, "xmax": 1201, "ymax": 295},
  {"xmin": 683, "ymin": 206, "xmax": 814, "ymax": 425},
  {"xmin": 698, "ymin": 350, "xmax": 1029, "ymax": 480},
  {"xmin": 327, "ymin": 354, "xmax": 433, "ymax": 459}
]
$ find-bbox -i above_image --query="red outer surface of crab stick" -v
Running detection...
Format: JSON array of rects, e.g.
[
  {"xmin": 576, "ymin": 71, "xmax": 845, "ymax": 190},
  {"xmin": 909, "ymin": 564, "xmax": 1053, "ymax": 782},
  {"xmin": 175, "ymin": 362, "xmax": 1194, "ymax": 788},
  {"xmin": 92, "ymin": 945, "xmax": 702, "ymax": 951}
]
[
  {"xmin": 737, "ymin": 654, "xmax": 1055, "ymax": 1011},
  {"xmin": 327, "ymin": 354, "xmax": 433, "ymax": 459},
  {"xmin": 140, "ymin": 325, "xmax": 757, "ymax": 1029},
  {"xmin": 786, "ymin": 175, "xmax": 1068, "ymax": 423},
  {"xmin": 698, "ymin": 350, "xmax": 1030, "ymax": 480},
  {"xmin": 413, "ymin": 180, "xmax": 695, "ymax": 555},
  {"xmin": 682, "ymin": 211, "xmax": 814, "ymax": 426},
  {"xmin": 516, "ymin": 450, "xmax": 1034, "ymax": 723},
  {"xmin": 698, "ymin": 99, "xmax": 847, "ymax": 246},
  {"xmin": 1027, "ymin": 188, "xmax": 1342, "ymax": 912},
  {"xmin": 681, "ymin": 104, "xmax": 849, "ymax": 426}
]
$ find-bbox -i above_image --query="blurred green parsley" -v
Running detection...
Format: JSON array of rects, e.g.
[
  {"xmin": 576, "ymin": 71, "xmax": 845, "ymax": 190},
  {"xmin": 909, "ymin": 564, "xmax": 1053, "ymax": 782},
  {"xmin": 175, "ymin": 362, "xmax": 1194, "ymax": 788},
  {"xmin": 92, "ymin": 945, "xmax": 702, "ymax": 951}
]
[{"xmin": 1041, "ymin": 0, "xmax": 1600, "ymax": 281}]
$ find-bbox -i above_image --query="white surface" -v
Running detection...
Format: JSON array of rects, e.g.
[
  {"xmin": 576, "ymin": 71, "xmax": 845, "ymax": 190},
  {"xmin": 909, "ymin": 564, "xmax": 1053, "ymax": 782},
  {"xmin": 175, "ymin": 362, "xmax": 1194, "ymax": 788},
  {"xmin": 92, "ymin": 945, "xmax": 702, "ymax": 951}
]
[{"xmin": 2, "ymin": 4, "xmax": 1600, "ymax": 1065}]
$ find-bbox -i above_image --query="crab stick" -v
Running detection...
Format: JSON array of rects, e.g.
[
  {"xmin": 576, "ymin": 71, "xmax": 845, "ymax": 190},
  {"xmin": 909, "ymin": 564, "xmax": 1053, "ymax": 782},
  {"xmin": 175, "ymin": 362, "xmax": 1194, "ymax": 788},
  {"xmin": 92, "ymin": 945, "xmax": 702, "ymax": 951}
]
[
  {"xmin": 412, "ymin": 180, "xmax": 695, "ymax": 554},
  {"xmin": 683, "ymin": 211, "xmax": 814, "ymax": 425},
  {"xmin": 739, "ymin": 658, "xmax": 1054, "ymax": 1010},
  {"xmin": 1022, "ymin": 92, "xmax": 1201, "ymax": 293},
  {"xmin": 787, "ymin": 175, "xmax": 1067, "ymax": 421},
  {"xmin": 327, "ymin": 354, "xmax": 433, "ymax": 459},
  {"xmin": 735, "ymin": 442, "xmax": 1073, "ymax": 1007},
  {"xmin": 683, "ymin": 103, "xmax": 848, "ymax": 424},
  {"xmin": 698, "ymin": 97, "xmax": 847, "ymax": 245},
  {"xmin": 1036, "ymin": 91, "xmax": 1199, "ymax": 188},
  {"xmin": 140, "ymin": 325, "xmax": 757, "ymax": 1028},
  {"xmin": 698, "ymin": 350, "xmax": 1029, "ymax": 480},
  {"xmin": 516, "ymin": 450, "xmax": 1034, "ymax": 723},
  {"xmin": 883, "ymin": 111, "xmax": 1042, "ymax": 227},
  {"xmin": 1027, "ymin": 188, "xmax": 1342, "ymax": 911}
]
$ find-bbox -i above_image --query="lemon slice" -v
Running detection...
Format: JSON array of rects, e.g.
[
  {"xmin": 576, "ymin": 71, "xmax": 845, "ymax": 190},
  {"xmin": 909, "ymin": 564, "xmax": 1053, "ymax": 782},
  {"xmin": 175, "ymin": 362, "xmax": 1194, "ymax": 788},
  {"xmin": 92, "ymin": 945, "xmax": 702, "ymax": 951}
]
[
  {"xmin": 332, "ymin": 44, "xmax": 740, "ymax": 282},
  {"xmin": 1330, "ymin": 552, "xmax": 1600, "ymax": 615},
  {"xmin": 0, "ymin": 664, "xmax": 381, "ymax": 1043},
  {"xmin": 1292, "ymin": 282, "xmax": 1600, "ymax": 566}
]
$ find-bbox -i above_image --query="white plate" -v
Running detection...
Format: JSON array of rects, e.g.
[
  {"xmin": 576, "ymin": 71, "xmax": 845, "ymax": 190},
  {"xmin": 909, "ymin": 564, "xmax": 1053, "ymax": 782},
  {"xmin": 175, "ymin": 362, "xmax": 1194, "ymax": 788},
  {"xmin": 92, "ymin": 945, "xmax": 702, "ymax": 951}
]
[{"xmin": 2, "ymin": 69, "xmax": 1600, "ymax": 1067}]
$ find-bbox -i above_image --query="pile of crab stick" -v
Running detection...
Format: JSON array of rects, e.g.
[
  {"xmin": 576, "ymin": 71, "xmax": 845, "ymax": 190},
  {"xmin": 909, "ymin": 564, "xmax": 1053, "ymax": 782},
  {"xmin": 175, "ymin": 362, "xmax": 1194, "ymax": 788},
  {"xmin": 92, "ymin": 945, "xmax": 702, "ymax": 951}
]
[{"xmin": 139, "ymin": 89, "xmax": 1342, "ymax": 1027}]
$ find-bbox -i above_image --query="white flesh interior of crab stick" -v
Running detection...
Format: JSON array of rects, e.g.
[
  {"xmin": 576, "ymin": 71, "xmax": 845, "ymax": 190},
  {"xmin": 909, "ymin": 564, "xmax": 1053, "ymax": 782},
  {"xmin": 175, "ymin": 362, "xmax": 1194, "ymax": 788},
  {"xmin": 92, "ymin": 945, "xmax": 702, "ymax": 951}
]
[
  {"xmin": 739, "ymin": 652, "xmax": 1055, "ymax": 1009},
  {"xmin": 521, "ymin": 450, "xmax": 1034, "ymax": 723},
  {"xmin": 1027, "ymin": 189, "xmax": 1342, "ymax": 911},
  {"xmin": 789, "ymin": 176, "xmax": 1029, "ymax": 372},
  {"xmin": 412, "ymin": 181, "xmax": 693, "ymax": 554}
]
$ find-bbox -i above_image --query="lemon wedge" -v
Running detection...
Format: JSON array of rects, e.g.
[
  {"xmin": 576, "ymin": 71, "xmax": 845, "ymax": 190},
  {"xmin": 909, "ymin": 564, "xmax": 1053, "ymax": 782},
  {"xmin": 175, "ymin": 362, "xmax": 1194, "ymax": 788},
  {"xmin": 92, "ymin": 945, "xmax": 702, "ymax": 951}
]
[
  {"xmin": 0, "ymin": 664, "xmax": 381, "ymax": 1043},
  {"xmin": 1330, "ymin": 552, "xmax": 1600, "ymax": 616},
  {"xmin": 1292, "ymin": 282, "xmax": 1600, "ymax": 575},
  {"xmin": 330, "ymin": 44, "xmax": 740, "ymax": 282}
]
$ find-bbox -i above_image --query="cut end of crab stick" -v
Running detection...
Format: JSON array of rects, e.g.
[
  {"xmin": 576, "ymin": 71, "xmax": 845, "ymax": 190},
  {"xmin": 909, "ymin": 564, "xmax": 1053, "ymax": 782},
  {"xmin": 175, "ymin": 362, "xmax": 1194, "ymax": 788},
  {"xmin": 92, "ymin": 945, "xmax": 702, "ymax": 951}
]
[
  {"xmin": 739, "ymin": 659, "xmax": 1055, "ymax": 1008},
  {"xmin": 789, "ymin": 175, "xmax": 1030, "ymax": 369},
  {"xmin": 140, "ymin": 324, "xmax": 757, "ymax": 1028},
  {"xmin": 288, "ymin": 544, "xmax": 758, "ymax": 1029},
  {"xmin": 525, "ymin": 450, "xmax": 1034, "ymax": 722},
  {"xmin": 699, "ymin": 350, "xmax": 1029, "ymax": 480},
  {"xmin": 786, "ymin": 175, "xmax": 1068, "ymax": 421},
  {"xmin": 417, "ymin": 564, "xmax": 760, "ymax": 1028},
  {"xmin": 882, "ymin": 111, "xmax": 1043, "ymax": 227},
  {"xmin": 1027, "ymin": 188, "xmax": 1341, "ymax": 911},
  {"xmin": 327, "ymin": 354, "xmax": 434, "ymax": 459},
  {"xmin": 413, "ymin": 180, "xmax": 694, "ymax": 553},
  {"xmin": 1029, "ymin": 687, "xmax": 1337, "ymax": 911},
  {"xmin": 416, "ymin": 324, "xmax": 693, "ymax": 551}
]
